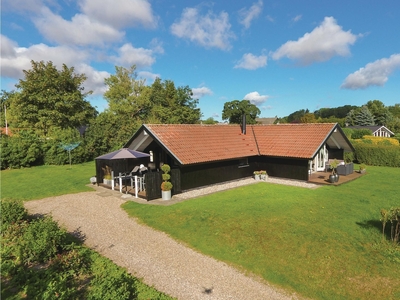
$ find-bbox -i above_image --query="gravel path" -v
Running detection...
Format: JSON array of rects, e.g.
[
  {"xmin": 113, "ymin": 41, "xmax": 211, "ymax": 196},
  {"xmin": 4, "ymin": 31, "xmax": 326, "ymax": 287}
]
[{"xmin": 24, "ymin": 178, "xmax": 313, "ymax": 299}]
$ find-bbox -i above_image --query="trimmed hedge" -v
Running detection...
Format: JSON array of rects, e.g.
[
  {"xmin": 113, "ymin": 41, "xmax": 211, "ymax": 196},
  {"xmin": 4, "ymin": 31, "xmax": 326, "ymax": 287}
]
[
  {"xmin": 353, "ymin": 142, "xmax": 400, "ymax": 167},
  {"xmin": 362, "ymin": 136, "xmax": 399, "ymax": 146}
]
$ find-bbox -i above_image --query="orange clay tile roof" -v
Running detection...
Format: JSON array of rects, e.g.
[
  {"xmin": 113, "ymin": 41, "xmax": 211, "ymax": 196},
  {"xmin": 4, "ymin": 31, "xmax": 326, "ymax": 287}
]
[
  {"xmin": 252, "ymin": 123, "xmax": 336, "ymax": 158},
  {"xmin": 145, "ymin": 124, "xmax": 258, "ymax": 164},
  {"xmin": 144, "ymin": 123, "xmax": 336, "ymax": 165}
]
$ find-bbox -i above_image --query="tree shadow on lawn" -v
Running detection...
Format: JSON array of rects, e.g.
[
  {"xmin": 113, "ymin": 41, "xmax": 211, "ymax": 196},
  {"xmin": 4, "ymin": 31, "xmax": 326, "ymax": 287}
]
[{"xmin": 356, "ymin": 219, "xmax": 393, "ymax": 241}]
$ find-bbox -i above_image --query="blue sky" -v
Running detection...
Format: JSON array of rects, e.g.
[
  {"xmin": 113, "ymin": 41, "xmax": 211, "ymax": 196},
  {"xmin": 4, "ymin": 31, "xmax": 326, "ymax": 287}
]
[{"xmin": 1, "ymin": 0, "xmax": 400, "ymax": 121}]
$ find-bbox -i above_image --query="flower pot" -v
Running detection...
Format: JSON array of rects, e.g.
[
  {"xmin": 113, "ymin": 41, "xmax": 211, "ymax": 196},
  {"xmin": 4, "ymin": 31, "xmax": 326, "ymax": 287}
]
[
  {"xmin": 162, "ymin": 190, "xmax": 171, "ymax": 200},
  {"xmin": 103, "ymin": 179, "xmax": 113, "ymax": 185},
  {"xmin": 334, "ymin": 174, "xmax": 339, "ymax": 182},
  {"xmin": 260, "ymin": 174, "xmax": 267, "ymax": 181},
  {"xmin": 254, "ymin": 174, "xmax": 261, "ymax": 180},
  {"xmin": 329, "ymin": 174, "xmax": 336, "ymax": 183}
]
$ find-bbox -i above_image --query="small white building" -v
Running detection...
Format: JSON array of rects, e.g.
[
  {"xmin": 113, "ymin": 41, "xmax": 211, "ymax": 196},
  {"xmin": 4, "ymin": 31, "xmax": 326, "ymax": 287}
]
[{"xmin": 347, "ymin": 125, "xmax": 394, "ymax": 137}]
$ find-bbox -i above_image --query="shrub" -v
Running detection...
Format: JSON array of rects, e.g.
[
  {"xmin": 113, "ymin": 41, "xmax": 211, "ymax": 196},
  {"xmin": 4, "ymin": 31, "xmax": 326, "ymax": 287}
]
[
  {"xmin": 344, "ymin": 151, "xmax": 354, "ymax": 163},
  {"xmin": 161, "ymin": 181, "xmax": 173, "ymax": 191},
  {"xmin": 380, "ymin": 207, "xmax": 400, "ymax": 244},
  {"xmin": 0, "ymin": 130, "xmax": 43, "ymax": 169},
  {"xmin": 0, "ymin": 198, "xmax": 27, "ymax": 231},
  {"xmin": 341, "ymin": 128, "xmax": 353, "ymax": 140},
  {"xmin": 87, "ymin": 256, "xmax": 138, "ymax": 300},
  {"xmin": 22, "ymin": 217, "xmax": 67, "ymax": 264},
  {"xmin": 362, "ymin": 135, "xmax": 399, "ymax": 146},
  {"xmin": 351, "ymin": 129, "xmax": 373, "ymax": 139},
  {"xmin": 162, "ymin": 173, "xmax": 171, "ymax": 181}
]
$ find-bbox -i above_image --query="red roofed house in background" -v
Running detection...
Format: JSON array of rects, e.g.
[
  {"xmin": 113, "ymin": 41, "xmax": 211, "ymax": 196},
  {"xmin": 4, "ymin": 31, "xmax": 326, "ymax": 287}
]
[{"xmin": 109, "ymin": 122, "xmax": 354, "ymax": 200}]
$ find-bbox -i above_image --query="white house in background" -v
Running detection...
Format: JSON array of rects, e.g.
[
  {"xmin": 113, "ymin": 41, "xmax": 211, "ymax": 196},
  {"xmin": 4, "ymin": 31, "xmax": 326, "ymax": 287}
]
[{"xmin": 347, "ymin": 125, "xmax": 394, "ymax": 137}]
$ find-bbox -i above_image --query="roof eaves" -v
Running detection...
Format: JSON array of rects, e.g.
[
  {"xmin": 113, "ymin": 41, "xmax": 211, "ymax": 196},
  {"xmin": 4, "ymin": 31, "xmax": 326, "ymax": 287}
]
[
  {"xmin": 144, "ymin": 124, "xmax": 184, "ymax": 165},
  {"xmin": 123, "ymin": 124, "xmax": 146, "ymax": 148},
  {"xmin": 310, "ymin": 123, "xmax": 337, "ymax": 159}
]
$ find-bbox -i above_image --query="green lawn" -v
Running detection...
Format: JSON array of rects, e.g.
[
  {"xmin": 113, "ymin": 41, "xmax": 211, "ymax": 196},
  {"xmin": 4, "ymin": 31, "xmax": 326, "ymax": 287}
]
[
  {"xmin": 123, "ymin": 166, "xmax": 400, "ymax": 300},
  {"xmin": 1, "ymin": 162, "xmax": 96, "ymax": 201}
]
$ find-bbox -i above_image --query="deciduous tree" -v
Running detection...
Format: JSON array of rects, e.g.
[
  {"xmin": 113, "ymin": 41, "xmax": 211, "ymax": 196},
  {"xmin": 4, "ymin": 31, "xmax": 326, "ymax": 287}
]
[
  {"xmin": 222, "ymin": 100, "xmax": 260, "ymax": 124},
  {"xmin": 9, "ymin": 60, "xmax": 96, "ymax": 135}
]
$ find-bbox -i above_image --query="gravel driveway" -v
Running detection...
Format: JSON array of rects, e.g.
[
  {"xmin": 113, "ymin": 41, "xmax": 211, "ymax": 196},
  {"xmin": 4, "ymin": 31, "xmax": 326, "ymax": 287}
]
[{"xmin": 24, "ymin": 179, "xmax": 311, "ymax": 300}]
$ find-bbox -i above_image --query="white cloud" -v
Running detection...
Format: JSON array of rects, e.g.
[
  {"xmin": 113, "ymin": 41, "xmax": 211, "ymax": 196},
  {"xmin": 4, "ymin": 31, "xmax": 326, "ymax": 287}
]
[
  {"xmin": 110, "ymin": 43, "xmax": 157, "ymax": 68},
  {"xmin": 75, "ymin": 64, "xmax": 110, "ymax": 95},
  {"xmin": 292, "ymin": 14, "xmax": 302, "ymax": 22},
  {"xmin": 192, "ymin": 87, "xmax": 213, "ymax": 99},
  {"xmin": 234, "ymin": 53, "xmax": 267, "ymax": 70},
  {"xmin": 266, "ymin": 15, "xmax": 274, "ymax": 22},
  {"xmin": 243, "ymin": 91, "xmax": 269, "ymax": 105},
  {"xmin": 80, "ymin": 0, "xmax": 157, "ymax": 29},
  {"xmin": 34, "ymin": 7, "xmax": 123, "ymax": 46},
  {"xmin": 170, "ymin": 7, "xmax": 235, "ymax": 50},
  {"xmin": 271, "ymin": 16, "xmax": 358, "ymax": 65},
  {"xmin": 341, "ymin": 54, "xmax": 400, "ymax": 89},
  {"xmin": 138, "ymin": 71, "xmax": 160, "ymax": 83},
  {"xmin": 238, "ymin": 0, "xmax": 263, "ymax": 29},
  {"xmin": 2, "ymin": 0, "xmax": 56, "ymax": 13},
  {"xmin": 0, "ymin": 35, "xmax": 108, "ymax": 95}
]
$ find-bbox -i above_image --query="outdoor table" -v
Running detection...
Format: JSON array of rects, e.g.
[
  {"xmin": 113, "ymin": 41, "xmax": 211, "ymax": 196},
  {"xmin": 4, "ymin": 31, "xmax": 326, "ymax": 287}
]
[{"xmin": 112, "ymin": 173, "xmax": 144, "ymax": 197}]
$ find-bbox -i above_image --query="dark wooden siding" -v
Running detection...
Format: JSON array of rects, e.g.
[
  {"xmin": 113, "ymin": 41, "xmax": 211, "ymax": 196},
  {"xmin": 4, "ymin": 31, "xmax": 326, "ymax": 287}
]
[
  {"xmin": 180, "ymin": 159, "xmax": 256, "ymax": 190},
  {"xmin": 251, "ymin": 156, "xmax": 309, "ymax": 181},
  {"xmin": 179, "ymin": 156, "xmax": 309, "ymax": 191},
  {"xmin": 145, "ymin": 168, "xmax": 182, "ymax": 201}
]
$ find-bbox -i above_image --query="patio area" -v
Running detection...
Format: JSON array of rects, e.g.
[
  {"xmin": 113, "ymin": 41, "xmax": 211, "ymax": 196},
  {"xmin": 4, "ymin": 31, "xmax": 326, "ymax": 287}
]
[{"xmin": 308, "ymin": 170, "xmax": 365, "ymax": 186}]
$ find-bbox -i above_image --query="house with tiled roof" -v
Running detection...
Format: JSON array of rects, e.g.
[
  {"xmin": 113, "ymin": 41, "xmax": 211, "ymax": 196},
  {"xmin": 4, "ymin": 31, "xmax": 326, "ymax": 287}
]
[
  {"xmin": 118, "ymin": 123, "xmax": 354, "ymax": 200},
  {"xmin": 346, "ymin": 125, "xmax": 394, "ymax": 137}
]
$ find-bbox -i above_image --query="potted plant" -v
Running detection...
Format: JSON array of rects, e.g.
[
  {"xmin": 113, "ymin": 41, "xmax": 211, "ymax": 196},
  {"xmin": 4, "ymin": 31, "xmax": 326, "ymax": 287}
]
[
  {"xmin": 102, "ymin": 165, "xmax": 113, "ymax": 185},
  {"xmin": 254, "ymin": 171, "xmax": 261, "ymax": 180},
  {"xmin": 161, "ymin": 164, "xmax": 173, "ymax": 200},
  {"xmin": 359, "ymin": 163, "xmax": 366, "ymax": 174},
  {"xmin": 329, "ymin": 159, "xmax": 339, "ymax": 183},
  {"xmin": 260, "ymin": 170, "xmax": 268, "ymax": 180}
]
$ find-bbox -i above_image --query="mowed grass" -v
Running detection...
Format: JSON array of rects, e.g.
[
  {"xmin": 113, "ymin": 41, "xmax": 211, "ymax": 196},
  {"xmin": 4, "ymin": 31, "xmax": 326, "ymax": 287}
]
[
  {"xmin": 1, "ymin": 162, "xmax": 96, "ymax": 201},
  {"xmin": 123, "ymin": 166, "xmax": 400, "ymax": 300}
]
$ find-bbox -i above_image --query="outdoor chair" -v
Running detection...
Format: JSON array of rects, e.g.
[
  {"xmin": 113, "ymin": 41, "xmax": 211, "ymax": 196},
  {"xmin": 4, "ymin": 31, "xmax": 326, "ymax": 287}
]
[{"xmin": 130, "ymin": 166, "xmax": 140, "ymax": 175}]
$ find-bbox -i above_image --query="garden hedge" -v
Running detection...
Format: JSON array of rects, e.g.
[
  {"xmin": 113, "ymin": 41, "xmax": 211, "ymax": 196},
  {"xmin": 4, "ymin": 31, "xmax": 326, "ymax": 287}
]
[{"xmin": 353, "ymin": 142, "xmax": 400, "ymax": 167}]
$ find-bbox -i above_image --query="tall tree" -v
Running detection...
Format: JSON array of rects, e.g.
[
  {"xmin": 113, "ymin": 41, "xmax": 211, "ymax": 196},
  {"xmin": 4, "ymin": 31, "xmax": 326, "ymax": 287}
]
[
  {"xmin": 10, "ymin": 61, "xmax": 97, "ymax": 135},
  {"xmin": 148, "ymin": 78, "xmax": 201, "ymax": 124},
  {"xmin": 354, "ymin": 106, "xmax": 375, "ymax": 126},
  {"xmin": 300, "ymin": 113, "xmax": 317, "ymax": 123},
  {"xmin": 366, "ymin": 100, "xmax": 393, "ymax": 126},
  {"xmin": 9, "ymin": 60, "xmax": 96, "ymax": 135},
  {"xmin": 222, "ymin": 100, "xmax": 260, "ymax": 124},
  {"xmin": 104, "ymin": 65, "xmax": 151, "ymax": 120},
  {"xmin": 287, "ymin": 109, "xmax": 308, "ymax": 123}
]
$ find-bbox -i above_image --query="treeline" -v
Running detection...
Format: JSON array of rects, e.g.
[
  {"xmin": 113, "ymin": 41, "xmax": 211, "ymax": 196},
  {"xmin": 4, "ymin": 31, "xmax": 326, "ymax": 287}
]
[
  {"xmin": 276, "ymin": 101, "xmax": 400, "ymax": 134},
  {"xmin": 1, "ymin": 61, "xmax": 202, "ymax": 169}
]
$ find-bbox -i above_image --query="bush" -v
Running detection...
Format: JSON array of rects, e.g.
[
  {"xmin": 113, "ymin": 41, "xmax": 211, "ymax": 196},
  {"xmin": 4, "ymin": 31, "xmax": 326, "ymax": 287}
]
[
  {"xmin": 342, "ymin": 128, "xmax": 353, "ymax": 140},
  {"xmin": 0, "ymin": 198, "xmax": 27, "ymax": 231},
  {"xmin": 362, "ymin": 135, "xmax": 399, "ymax": 146},
  {"xmin": 87, "ymin": 256, "xmax": 138, "ymax": 300},
  {"xmin": 351, "ymin": 129, "xmax": 373, "ymax": 139},
  {"xmin": 22, "ymin": 217, "xmax": 67, "ymax": 264},
  {"xmin": 0, "ymin": 130, "xmax": 43, "ymax": 169}
]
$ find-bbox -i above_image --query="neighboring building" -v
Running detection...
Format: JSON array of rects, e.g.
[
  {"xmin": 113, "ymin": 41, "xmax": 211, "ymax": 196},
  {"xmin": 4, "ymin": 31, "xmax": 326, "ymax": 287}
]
[
  {"xmin": 256, "ymin": 117, "xmax": 277, "ymax": 124},
  {"xmin": 347, "ymin": 125, "xmax": 394, "ymax": 137},
  {"xmin": 115, "ymin": 123, "xmax": 354, "ymax": 200}
]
